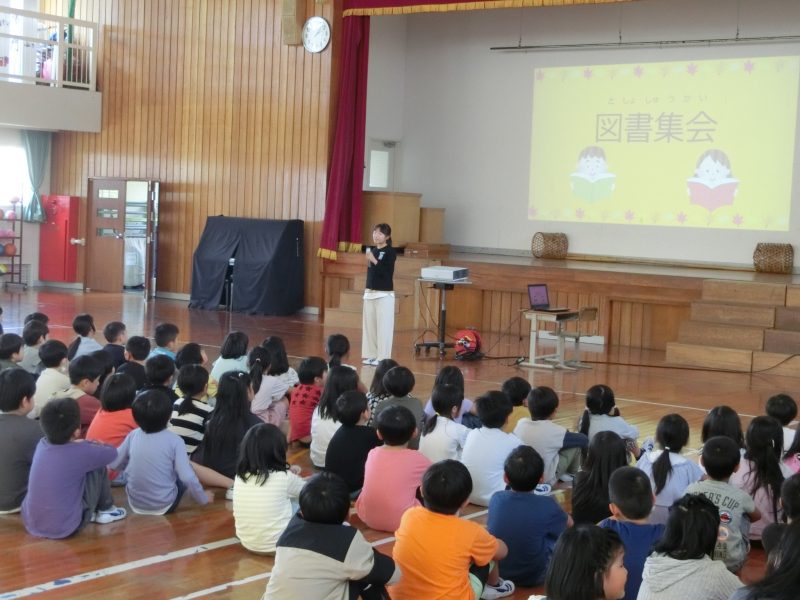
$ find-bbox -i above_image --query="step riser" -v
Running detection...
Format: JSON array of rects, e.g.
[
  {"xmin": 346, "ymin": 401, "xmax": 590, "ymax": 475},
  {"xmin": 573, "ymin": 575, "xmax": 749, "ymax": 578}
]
[
  {"xmin": 691, "ymin": 303, "xmax": 775, "ymax": 327},
  {"xmin": 774, "ymin": 307, "xmax": 800, "ymax": 332},
  {"xmin": 666, "ymin": 343, "xmax": 753, "ymax": 372},
  {"xmin": 702, "ymin": 281, "xmax": 786, "ymax": 306},
  {"xmin": 678, "ymin": 322, "xmax": 764, "ymax": 351},
  {"xmin": 763, "ymin": 330, "xmax": 800, "ymax": 354}
]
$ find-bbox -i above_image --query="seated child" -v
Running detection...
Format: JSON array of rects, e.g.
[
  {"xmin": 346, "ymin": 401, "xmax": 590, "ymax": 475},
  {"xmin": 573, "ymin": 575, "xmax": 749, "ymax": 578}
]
[
  {"xmin": 117, "ymin": 335, "xmax": 151, "ymax": 390},
  {"xmin": 729, "ymin": 520, "xmax": 800, "ymax": 600},
  {"xmin": 356, "ymin": 405, "xmax": 431, "ymax": 532},
  {"xmin": 686, "ymin": 436, "xmax": 760, "ymax": 572},
  {"xmin": 326, "ymin": 333, "xmax": 358, "ymax": 370},
  {"xmin": 365, "ymin": 358, "xmax": 397, "ymax": 426},
  {"xmin": 530, "ymin": 525, "xmax": 627, "ymax": 600},
  {"xmin": 265, "ymin": 472, "xmax": 399, "ymax": 599},
  {"xmin": 169, "ymin": 364, "xmax": 213, "ymax": 454},
  {"xmin": 31, "ymin": 340, "xmax": 70, "ymax": 418},
  {"xmin": 371, "ymin": 366, "xmax": 424, "ymax": 450},
  {"xmin": 67, "ymin": 314, "xmax": 104, "ymax": 360},
  {"xmin": 578, "ymin": 384, "xmax": 647, "ymax": 457},
  {"xmin": 288, "ymin": 356, "xmax": 327, "ymax": 444},
  {"xmin": 637, "ymin": 494, "xmax": 743, "ymax": 600},
  {"xmin": 24, "ymin": 312, "xmax": 50, "ymax": 326},
  {"xmin": 61, "ymin": 354, "xmax": 103, "ymax": 438},
  {"xmin": 325, "ymin": 391, "xmax": 380, "ymax": 494},
  {"xmin": 571, "ymin": 431, "xmax": 630, "ymax": 525},
  {"xmin": 0, "ymin": 333, "xmax": 24, "ymax": 371},
  {"xmin": 249, "ymin": 346, "xmax": 290, "ymax": 428},
  {"xmin": 766, "ymin": 393, "xmax": 798, "ymax": 453},
  {"xmin": 109, "ymin": 389, "xmax": 212, "ymax": 514},
  {"xmin": 637, "ymin": 413, "xmax": 703, "ymax": 524},
  {"xmin": 148, "ymin": 322, "xmax": 179, "ymax": 360},
  {"xmin": 310, "ymin": 366, "xmax": 359, "ymax": 468},
  {"xmin": 501, "ymin": 376, "xmax": 530, "ymax": 433},
  {"xmin": 488, "ymin": 446, "xmax": 570, "ymax": 587},
  {"xmin": 419, "ymin": 383, "xmax": 470, "ymax": 463},
  {"xmin": 422, "ymin": 365, "xmax": 475, "ymax": 426},
  {"xmin": 22, "ymin": 397, "xmax": 126, "ymax": 538},
  {"xmin": 600, "ymin": 467, "xmax": 666, "ymax": 599},
  {"xmin": 175, "ymin": 343, "xmax": 208, "ymax": 369},
  {"xmin": 86, "ymin": 373, "xmax": 138, "ymax": 449},
  {"xmin": 142, "ymin": 354, "xmax": 180, "ymax": 402},
  {"xmin": 391, "ymin": 460, "xmax": 514, "ymax": 600},
  {"xmin": 19, "ymin": 319, "xmax": 48, "ymax": 374},
  {"xmin": 233, "ymin": 423, "xmax": 305, "ymax": 553},
  {"xmin": 89, "ymin": 349, "xmax": 115, "ymax": 389},
  {"xmin": 461, "ymin": 391, "xmax": 523, "ymax": 506},
  {"xmin": 209, "ymin": 331, "xmax": 250, "ymax": 392},
  {"xmin": 102, "ymin": 321, "xmax": 127, "ymax": 369},
  {"xmin": 0, "ymin": 369, "xmax": 42, "ymax": 513},
  {"xmin": 262, "ymin": 336, "xmax": 299, "ymax": 388},
  {"xmin": 514, "ymin": 385, "xmax": 588, "ymax": 486},
  {"xmin": 762, "ymin": 473, "xmax": 800, "ymax": 556}
]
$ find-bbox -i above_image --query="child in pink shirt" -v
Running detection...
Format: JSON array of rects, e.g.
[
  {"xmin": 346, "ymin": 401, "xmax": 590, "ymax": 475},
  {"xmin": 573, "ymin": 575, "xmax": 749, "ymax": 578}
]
[{"xmin": 356, "ymin": 405, "xmax": 431, "ymax": 532}]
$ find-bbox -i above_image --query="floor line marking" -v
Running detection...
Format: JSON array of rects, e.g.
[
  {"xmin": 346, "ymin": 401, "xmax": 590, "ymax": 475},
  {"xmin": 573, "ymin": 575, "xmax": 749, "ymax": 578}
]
[
  {"xmin": 172, "ymin": 510, "xmax": 490, "ymax": 599},
  {"xmin": 0, "ymin": 537, "xmax": 239, "ymax": 599}
]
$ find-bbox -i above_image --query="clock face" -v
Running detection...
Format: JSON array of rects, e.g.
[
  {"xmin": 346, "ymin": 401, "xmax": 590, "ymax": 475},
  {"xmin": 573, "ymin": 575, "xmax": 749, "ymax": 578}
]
[{"xmin": 302, "ymin": 16, "xmax": 330, "ymax": 53}]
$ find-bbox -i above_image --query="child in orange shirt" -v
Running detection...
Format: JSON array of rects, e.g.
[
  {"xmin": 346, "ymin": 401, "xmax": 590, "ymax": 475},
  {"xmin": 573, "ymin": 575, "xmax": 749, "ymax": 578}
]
[
  {"xmin": 86, "ymin": 373, "xmax": 138, "ymax": 482},
  {"xmin": 391, "ymin": 460, "xmax": 514, "ymax": 600}
]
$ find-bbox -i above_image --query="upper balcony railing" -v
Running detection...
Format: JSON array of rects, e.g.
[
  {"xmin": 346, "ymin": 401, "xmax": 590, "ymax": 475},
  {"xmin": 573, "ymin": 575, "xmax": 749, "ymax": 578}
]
[{"xmin": 0, "ymin": 5, "xmax": 97, "ymax": 91}]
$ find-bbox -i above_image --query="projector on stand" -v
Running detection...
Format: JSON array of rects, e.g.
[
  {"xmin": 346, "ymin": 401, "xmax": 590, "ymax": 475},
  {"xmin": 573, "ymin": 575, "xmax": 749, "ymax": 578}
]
[{"xmin": 420, "ymin": 266, "xmax": 469, "ymax": 282}]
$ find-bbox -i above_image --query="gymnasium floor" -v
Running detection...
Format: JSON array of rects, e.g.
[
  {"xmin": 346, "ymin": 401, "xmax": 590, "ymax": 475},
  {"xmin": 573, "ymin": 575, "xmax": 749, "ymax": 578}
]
[{"xmin": 0, "ymin": 289, "xmax": 778, "ymax": 598}]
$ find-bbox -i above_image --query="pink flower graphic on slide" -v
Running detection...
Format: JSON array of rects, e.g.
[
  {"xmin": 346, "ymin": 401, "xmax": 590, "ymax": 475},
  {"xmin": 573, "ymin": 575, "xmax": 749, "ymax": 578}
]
[
  {"xmin": 744, "ymin": 60, "xmax": 755, "ymax": 74},
  {"xmin": 733, "ymin": 214, "xmax": 744, "ymax": 226},
  {"xmin": 625, "ymin": 210, "xmax": 635, "ymax": 222},
  {"xmin": 583, "ymin": 68, "xmax": 593, "ymax": 79},
  {"xmin": 575, "ymin": 208, "xmax": 585, "ymax": 219},
  {"xmin": 687, "ymin": 63, "xmax": 698, "ymax": 76},
  {"xmin": 677, "ymin": 212, "xmax": 687, "ymax": 224},
  {"xmin": 634, "ymin": 65, "xmax": 644, "ymax": 78}
]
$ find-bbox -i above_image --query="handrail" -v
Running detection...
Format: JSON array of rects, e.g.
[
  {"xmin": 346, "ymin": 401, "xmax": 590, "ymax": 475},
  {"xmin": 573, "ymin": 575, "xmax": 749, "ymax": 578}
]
[{"xmin": 0, "ymin": 5, "xmax": 97, "ymax": 91}]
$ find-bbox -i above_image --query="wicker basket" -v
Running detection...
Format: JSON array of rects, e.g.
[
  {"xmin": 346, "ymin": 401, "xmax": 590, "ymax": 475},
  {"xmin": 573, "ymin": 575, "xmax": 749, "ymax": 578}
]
[
  {"xmin": 753, "ymin": 243, "xmax": 793, "ymax": 274},
  {"xmin": 531, "ymin": 232, "xmax": 568, "ymax": 259}
]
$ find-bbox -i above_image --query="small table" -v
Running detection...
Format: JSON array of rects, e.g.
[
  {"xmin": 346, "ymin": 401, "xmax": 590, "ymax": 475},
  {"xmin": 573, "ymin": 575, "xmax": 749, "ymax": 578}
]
[
  {"xmin": 414, "ymin": 279, "xmax": 472, "ymax": 357},
  {"xmin": 521, "ymin": 310, "xmax": 580, "ymax": 370}
]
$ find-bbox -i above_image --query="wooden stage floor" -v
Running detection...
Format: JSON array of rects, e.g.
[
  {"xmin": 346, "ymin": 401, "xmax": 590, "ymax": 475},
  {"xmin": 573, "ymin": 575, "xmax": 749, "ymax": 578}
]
[{"xmin": 0, "ymin": 289, "xmax": 781, "ymax": 598}]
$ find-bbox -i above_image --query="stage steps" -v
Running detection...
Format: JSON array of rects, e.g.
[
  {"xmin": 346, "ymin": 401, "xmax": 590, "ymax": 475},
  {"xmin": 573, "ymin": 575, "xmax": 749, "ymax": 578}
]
[{"xmin": 666, "ymin": 280, "xmax": 800, "ymax": 372}]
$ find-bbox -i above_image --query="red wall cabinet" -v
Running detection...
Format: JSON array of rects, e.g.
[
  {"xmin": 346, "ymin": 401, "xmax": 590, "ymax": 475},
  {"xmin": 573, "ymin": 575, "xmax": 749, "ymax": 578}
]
[{"xmin": 39, "ymin": 195, "xmax": 80, "ymax": 282}]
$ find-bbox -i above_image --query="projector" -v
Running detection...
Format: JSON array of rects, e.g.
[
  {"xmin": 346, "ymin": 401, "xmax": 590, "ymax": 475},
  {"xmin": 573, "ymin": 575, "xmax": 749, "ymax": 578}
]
[{"xmin": 420, "ymin": 266, "xmax": 469, "ymax": 281}]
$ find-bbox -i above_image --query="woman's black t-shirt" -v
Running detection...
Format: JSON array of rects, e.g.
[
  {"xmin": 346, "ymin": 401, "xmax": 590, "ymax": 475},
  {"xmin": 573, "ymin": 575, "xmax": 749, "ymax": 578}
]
[{"xmin": 365, "ymin": 245, "xmax": 396, "ymax": 291}]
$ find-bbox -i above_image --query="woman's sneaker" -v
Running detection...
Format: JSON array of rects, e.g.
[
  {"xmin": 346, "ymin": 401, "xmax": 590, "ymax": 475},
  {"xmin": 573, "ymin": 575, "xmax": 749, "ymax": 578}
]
[
  {"xmin": 92, "ymin": 506, "xmax": 127, "ymax": 524},
  {"xmin": 481, "ymin": 578, "xmax": 515, "ymax": 599},
  {"xmin": 226, "ymin": 486, "xmax": 235, "ymax": 500}
]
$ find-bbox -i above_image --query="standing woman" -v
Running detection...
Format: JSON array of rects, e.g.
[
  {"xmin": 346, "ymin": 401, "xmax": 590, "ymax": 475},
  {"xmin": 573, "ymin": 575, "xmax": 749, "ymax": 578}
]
[{"xmin": 362, "ymin": 223, "xmax": 396, "ymax": 366}]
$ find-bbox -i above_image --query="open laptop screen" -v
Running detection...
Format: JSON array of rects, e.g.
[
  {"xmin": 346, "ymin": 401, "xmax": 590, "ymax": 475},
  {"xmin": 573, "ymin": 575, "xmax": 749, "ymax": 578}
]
[{"xmin": 528, "ymin": 284, "xmax": 550, "ymax": 309}]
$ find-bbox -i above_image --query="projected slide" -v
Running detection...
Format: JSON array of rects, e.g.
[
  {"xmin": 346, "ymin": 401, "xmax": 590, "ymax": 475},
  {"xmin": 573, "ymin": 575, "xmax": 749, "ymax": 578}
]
[{"xmin": 528, "ymin": 56, "xmax": 800, "ymax": 231}]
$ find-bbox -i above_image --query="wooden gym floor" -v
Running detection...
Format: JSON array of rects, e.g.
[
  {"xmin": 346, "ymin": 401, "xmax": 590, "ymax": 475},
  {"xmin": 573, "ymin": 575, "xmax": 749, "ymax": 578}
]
[{"xmin": 0, "ymin": 289, "xmax": 781, "ymax": 599}]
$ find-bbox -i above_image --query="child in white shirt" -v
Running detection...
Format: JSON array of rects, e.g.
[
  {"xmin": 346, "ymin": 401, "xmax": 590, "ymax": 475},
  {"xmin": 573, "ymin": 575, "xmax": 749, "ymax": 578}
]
[{"xmin": 419, "ymin": 384, "xmax": 470, "ymax": 463}]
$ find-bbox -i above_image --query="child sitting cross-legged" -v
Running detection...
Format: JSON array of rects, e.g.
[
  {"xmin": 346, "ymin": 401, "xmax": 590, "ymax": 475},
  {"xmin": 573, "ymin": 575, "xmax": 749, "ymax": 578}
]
[
  {"xmin": 391, "ymin": 460, "xmax": 514, "ymax": 600},
  {"xmin": 487, "ymin": 445, "xmax": 570, "ymax": 588},
  {"xmin": 61, "ymin": 354, "xmax": 103, "ymax": 438},
  {"xmin": 116, "ymin": 336, "xmax": 150, "ymax": 391},
  {"xmin": 109, "ymin": 389, "xmax": 213, "ymax": 514},
  {"xmin": 22, "ymin": 397, "xmax": 126, "ymax": 538},
  {"xmin": 461, "ymin": 390, "xmax": 523, "ymax": 506},
  {"xmin": 356, "ymin": 405, "xmax": 431, "ymax": 532},
  {"xmin": 0, "ymin": 369, "xmax": 42, "ymax": 514},
  {"xmin": 501, "ymin": 376, "xmax": 531, "ymax": 433},
  {"xmin": 288, "ymin": 356, "xmax": 327, "ymax": 445},
  {"xmin": 142, "ymin": 354, "xmax": 180, "ymax": 403},
  {"xmin": 599, "ymin": 467, "xmax": 666, "ymax": 599},
  {"xmin": 101, "ymin": 321, "xmax": 127, "ymax": 369},
  {"xmin": 19, "ymin": 319, "xmax": 48, "ymax": 375},
  {"xmin": 85, "ymin": 373, "xmax": 138, "ymax": 483},
  {"xmin": 168, "ymin": 364, "xmax": 213, "ymax": 455},
  {"xmin": 686, "ymin": 436, "xmax": 760, "ymax": 572},
  {"xmin": 233, "ymin": 423, "xmax": 305, "ymax": 554},
  {"xmin": 325, "ymin": 390, "xmax": 380, "ymax": 496},
  {"xmin": 265, "ymin": 472, "xmax": 400, "ymax": 599},
  {"xmin": 31, "ymin": 340, "xmax": 70, "ymax": 418}
]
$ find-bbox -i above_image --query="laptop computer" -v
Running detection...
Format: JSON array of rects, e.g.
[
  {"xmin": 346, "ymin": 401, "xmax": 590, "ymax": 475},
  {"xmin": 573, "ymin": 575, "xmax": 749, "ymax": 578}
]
[{"xmin": 528, "ymin": 283, "xmax": 569, "ymax": 312}]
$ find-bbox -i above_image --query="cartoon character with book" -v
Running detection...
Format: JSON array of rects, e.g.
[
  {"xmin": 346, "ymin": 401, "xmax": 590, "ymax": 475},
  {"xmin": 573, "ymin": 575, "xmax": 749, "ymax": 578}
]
[
  {"xmin": 686, "ymin": 149, "xmax": 739, "ymax": 211},
  {"xmin": 570, "ymin": 146, "xmax": 616, "ymax": 203}
]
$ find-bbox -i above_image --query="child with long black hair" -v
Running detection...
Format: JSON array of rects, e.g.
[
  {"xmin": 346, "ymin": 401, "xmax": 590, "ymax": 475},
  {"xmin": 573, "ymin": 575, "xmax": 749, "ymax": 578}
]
[
  {"xmin": 422, "ymin": 365, "xmax": 475, "ymax": 425},
  {"xmin": 248, "ymin": 346, "xmax": 289, "ymax": 429},
  {"xmin": 419, "ymin": 383, "xmax": 470, "ymax": 463},
  {"xmin": 168, "ymin": 364, "xmax": 212, "ymax": 455},
  {"xmin": 731, "ymin": 520, "xmax": 800, "ymax": 600},
  {"xmin": 637, "ymin": 494, "xmax": 743, "ymax": 600},
  {"xmin": 577, "ymin": 384, "xmax": 650, "ymax": 458},
  {"xmin": 309, "ymin": 366, "xmax": 360, "ymax": 468},
  {"xmin": 232, "ymin": 423, "xmax": 304, "ymax": 554},
  {"xmin": 67, "ymin": 313, "xmax": 103, "ymax": 361},
  {"xmin": 730, "ymin": 416, "xmax": 793, "ymax": 541},
  {"xmin": 637, "ymin": 413, "xmax": 703, "ymax": 524},
  {"xmin": 261, "ymin": 336, "xmax": 299, "ymax": 389},
  {"xmin": 365, "ymin": 358, "xmax": 397, "ymax": 426},
  {"xmin": 571, "ymin": 431, "xmax": 630, "ymax": 525},
  {"xmin": 701, "ymin": 405, "xmax": 745, "ymax": 449}
]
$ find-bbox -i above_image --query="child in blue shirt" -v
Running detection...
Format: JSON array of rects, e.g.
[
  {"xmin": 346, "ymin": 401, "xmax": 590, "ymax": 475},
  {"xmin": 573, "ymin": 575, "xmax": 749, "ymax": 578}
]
[
  {"xmin": 487, "ymin": 445, "xmax": 570, "ymax": 586},
  {"xmin": 110, "ymin": 389, "xmax": 212, "ymax": 514},
  {"xmin": 600, "ymin": 467, "xmax": 665, "ymax": 599}
]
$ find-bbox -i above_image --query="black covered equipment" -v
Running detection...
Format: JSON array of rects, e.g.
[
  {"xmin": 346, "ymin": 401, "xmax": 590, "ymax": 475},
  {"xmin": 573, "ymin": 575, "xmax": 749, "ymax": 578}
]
[{"xmin": 189, "ymin": 216, "xmax": 304, "ymax": 315}]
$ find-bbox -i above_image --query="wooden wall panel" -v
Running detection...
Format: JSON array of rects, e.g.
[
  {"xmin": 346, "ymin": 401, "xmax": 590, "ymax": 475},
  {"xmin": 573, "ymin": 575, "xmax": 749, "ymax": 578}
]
[{"xmin": 42, "ymin": 0, "xmax": 335, "ymax": 306}]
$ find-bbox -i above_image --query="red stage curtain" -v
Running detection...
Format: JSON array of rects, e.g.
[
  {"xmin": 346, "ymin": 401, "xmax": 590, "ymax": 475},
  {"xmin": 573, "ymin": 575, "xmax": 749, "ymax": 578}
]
[
  {"xmin": 343, "ymin": 0, "xmax": 636, "ymax": 17},
  {"xmin": 318, "ymin": 17, "xmax": 370, "ymax": 261}
]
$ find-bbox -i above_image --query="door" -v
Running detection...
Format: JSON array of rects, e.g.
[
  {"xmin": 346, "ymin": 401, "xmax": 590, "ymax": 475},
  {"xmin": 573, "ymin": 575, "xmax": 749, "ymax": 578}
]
[
  {"xmin": 86, "ymin": 178, "xmax": 126, "ymax": 292},
  {"xmin": 144, "ymin": 181, "xmax": 159, "ymax": 300}
]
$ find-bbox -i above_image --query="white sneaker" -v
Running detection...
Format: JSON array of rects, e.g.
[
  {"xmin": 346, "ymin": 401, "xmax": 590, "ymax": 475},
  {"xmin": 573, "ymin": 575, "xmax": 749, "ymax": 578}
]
[
  {"xmin": 368, "ymin": 358, "xmax": 380, "ymax": 366},
  {"xmin": 481, "ymin": 578, "xmax": 515, "ymax": 599},
  {"xmin": 362, "ymin": 357, "xmax": 374, "ymax": 365},
  {"xmin": 92, "ymin": 506, "xmax": 127, "ymax": 524},
  {"xmin": 226, "ymin": 486, "xmax": 234, "ymax": 500}
]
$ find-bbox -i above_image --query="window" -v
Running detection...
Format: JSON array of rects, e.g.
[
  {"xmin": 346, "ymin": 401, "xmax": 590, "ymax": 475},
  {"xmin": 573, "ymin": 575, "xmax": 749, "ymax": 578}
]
[
  {"xmin": 364, "ymin": 139, "xmax": 397, "ymax": 191},
  {"xmin": 0, "ymin": 145, "xmax": 31, "ymax": 214}
]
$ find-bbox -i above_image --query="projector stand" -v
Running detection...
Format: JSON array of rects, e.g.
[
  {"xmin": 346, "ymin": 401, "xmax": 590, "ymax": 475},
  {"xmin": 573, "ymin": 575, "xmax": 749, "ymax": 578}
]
[{"xmin": 414, "ymin": 279, "xmax": 471, "ymax": 357}]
